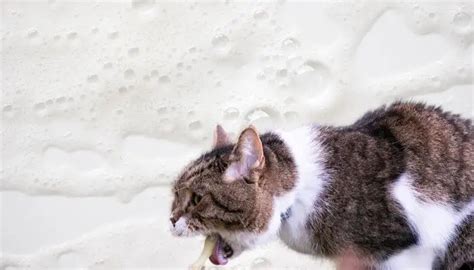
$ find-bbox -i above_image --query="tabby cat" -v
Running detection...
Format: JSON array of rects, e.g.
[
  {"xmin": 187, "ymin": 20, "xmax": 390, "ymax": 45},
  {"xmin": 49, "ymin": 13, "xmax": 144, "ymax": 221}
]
[{"xmin": 170, "ymin": 102, "xmax": 473, "ymax": 269}]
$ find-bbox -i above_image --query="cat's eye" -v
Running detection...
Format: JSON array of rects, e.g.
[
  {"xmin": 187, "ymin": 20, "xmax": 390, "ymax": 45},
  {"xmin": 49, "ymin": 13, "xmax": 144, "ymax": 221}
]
[{"xmin": 191, "ymin": 193, "xmax": 202, "ymax": 206}]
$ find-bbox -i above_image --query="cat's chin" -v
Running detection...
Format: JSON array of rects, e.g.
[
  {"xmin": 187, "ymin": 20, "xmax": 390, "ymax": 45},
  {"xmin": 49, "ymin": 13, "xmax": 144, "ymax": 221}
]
[{"xmin": 209, "ymin": 235, "xmax": 234, "ymax": 265}]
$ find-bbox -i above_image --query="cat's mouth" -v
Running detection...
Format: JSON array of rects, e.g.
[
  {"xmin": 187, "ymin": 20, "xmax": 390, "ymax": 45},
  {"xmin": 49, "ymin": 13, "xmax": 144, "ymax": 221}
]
[{"xmin": 209, "ymin": 235, "xmax": 234, "ymax": 265}]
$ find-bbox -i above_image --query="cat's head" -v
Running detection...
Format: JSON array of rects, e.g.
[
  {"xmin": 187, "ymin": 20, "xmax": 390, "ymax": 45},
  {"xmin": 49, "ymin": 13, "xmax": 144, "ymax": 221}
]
[{"xmin": 170, "ymin": 125, "xmax": 295, "ymax": 265}]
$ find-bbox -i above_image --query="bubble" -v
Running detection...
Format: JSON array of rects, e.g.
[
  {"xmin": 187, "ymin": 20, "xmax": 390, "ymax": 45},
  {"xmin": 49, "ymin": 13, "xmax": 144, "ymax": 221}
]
[
  {"xmin": 211, "ymin": 34, "xmax": 230, "ymax": 51},
  {"xmin": 103, "ymin": 62, "xmax": 113, "ymax": 69},
  {"xmin": 67, "ymin": 32, "xmax": 78, "ymax": 40},
  {"xmin": 34, "ymin": 103, "xmax": 47, "ymax": 116},
  {"xmin": 128, "ymin": 47, "xmax": 139, "ymax": 57},
  {"xmin": 224, "ymin": 107, "xmax": 240, "ymax": 120},
  {"xmin": 87, "ymin": 75, "xmax": 99, "ymax": 83},
  {"xmin": 108, "ymin": 32, "xmax": 119, "ymax": 40},
  {"xmin": 3, "ymin": 105, "xmax": 14, "ymax": 118},
  {"xmin": 453, "ymin": 12, "xmax": 471, "ymax": 30},
  {"xmin": 3, "ymin": 105, "xmax": 12, "ymax": 112},
  {"xmin": 158, "ymin": 75, "xmax": 171, "ymax": 84},
  {"xmin": 56, "ymin": 97, "xmax": 66, "ymax": 104},
  {"xmin": 118, "ymin": 87, "xmax": 127, "ymax": 94},
  {"xmin": 188, "ymin": 121, "xmax": 202, "ymax": 130},
  {"xmin": 293, "ymin": 60, "xmax": 331, "ymax": 97},
  {"xmin": 281, "ymin": 38, "xmax": 300, "ymax": 51},
  {"xmin": 124, "ymin": 69, "xmax": 135, "ymax": 79},
  {"xmin": 116, "ymin": 110, "xmax": 123, "ymax": 115},
  {"xmin": 246, "ymin": 107, "xmax": 279, "ymax": 129},
  {"xmin": 27, "ymin": 29, "xmax": 38, "ymax": 39},
  {"xmin": 157, "ymin": 107, "xmax": 167, "ymax": 114},
  {"xmin": 254, "ymin": 10, "xmax": 268, "ymax": 20},
  {"xmin": 276, "ymin": 69, "xmax": 288, "ymax": 77},
  {"xmin": 188, "ymin": 47, "xmax": 197, "ymax": 53},
  {"xmin": 256, "ymin": 72, "xmax": 265, "ymax": 80},
  {"xmin": 428, "ymin": 12, "xmax": 436, "ymax": 19}
]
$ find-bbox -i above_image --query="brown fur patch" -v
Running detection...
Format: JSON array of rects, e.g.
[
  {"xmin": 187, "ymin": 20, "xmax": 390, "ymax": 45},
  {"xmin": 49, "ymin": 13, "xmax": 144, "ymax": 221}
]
[{"xmin": 309, "ymin": 102, "xmax": 472, "ymax": 262}]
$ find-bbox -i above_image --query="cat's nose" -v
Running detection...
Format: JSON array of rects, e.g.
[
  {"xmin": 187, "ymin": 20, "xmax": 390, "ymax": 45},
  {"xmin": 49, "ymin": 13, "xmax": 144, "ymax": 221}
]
[{"xmin": 170, "ymin": 216, "xmax": 177, "ymax": 226}]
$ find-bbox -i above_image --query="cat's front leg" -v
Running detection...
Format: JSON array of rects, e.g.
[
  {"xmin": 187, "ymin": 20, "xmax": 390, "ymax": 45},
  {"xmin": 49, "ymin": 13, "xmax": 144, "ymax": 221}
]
[
  {"xmin": 381, "ymin": 246, "xmax": 437, "ymax": 270},
  {"xmin": 336, "ymin": 249, "xmax": 377, "ymax": 270}
]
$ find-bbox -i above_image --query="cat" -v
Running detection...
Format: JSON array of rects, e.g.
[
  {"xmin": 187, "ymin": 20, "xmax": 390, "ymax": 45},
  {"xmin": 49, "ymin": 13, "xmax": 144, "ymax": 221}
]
[{"xmin": 170, "ymin": 101, "xmax": 473, "ymax": 270}]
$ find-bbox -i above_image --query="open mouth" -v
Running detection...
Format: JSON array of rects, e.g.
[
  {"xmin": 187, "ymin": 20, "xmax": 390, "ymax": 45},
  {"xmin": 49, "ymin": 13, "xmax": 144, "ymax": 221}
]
[{"xmin": 209, "ymin": 235, "xmax": 234, "ymax": 265}]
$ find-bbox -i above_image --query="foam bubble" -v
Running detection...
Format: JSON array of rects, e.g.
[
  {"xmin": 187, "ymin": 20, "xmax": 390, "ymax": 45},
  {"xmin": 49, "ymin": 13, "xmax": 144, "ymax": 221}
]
[
  {"xmin": 67, "ymin": 32, "xmax": 78, "ymax": 40},
  {"xmin": 158, "ymin": 75, "xmax": 170, "ymax": 84},
  {"xmin": 246, "ymin": 107, "xmax": 280, "ymax": 130},
  {"xmin": 188, "ymin": 121, "xmax": 202, "ymax": 130},
  {"xmin": 108, "ymin": 32, "xmax": 119, "ymax": 40},
  {"xmin": 254, "ymin": 10, "xmax": 269, "ymax": 20},
  {"xmin": 211, "ymin": 34, "xmax": 230, "ymax": 52},
  {"xmin": 281, "ymin": 38, "xmax": 300, "ymax": 51},
  {"xmin": 27, "ymin": 29, "xmax": 38, "ymax": 39},
  {"xmin": 124, "ymin": 69, "xmax": 135, "ymax": 79},
  {"xmin": 101, "ymin": 62, "xmax": 112, "ymax": 69},
  {"xmin": 224, "ymin": 107, "xmax": 240, "ymax": 120},
  {"xmin": 87, "ymin": 75, "xmax": 99, "ymax": 83},
  {"xmin": 128, "ymin": 47, "xmax": 140, "ymax": 57},
  {"xmin": 453, "ymin": 12, "xmax": 472, "ymax": 30}
]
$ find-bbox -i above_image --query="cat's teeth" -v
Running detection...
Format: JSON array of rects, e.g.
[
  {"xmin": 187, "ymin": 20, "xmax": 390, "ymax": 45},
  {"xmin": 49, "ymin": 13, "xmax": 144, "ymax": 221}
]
[{"xmin": 223, "ymin": 244, "xmax": 233, "ymax": 258}]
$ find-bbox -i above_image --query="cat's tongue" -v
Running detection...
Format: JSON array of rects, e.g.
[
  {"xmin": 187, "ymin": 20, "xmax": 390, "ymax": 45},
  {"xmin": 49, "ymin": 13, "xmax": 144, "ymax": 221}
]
[{"xmin": 209, "ymin": 237, "xmax": 228, "ymax": 265}]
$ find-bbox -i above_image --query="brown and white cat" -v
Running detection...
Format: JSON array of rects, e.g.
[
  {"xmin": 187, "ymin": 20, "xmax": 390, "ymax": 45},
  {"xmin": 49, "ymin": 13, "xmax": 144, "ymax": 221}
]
[{"xmin": 170, "ymin": 102, "xmax": 473, "ymax": 269}]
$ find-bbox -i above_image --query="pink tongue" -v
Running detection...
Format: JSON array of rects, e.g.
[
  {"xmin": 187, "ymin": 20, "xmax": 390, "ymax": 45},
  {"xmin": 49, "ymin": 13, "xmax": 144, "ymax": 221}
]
[{"xmin": 209, "ymin": 237, "xmax": 228, "ymax": 265}]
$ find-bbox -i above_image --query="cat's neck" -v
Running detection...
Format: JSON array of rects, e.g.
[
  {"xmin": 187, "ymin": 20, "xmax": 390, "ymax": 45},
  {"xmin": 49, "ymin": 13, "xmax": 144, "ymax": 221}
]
[
  {"xmin": 272, "ymin": 126, "xmax": 328, "ymax": 251},
  {"xmin": 274, "ymin": 125, "xmax": 327, "ymax": 214}
]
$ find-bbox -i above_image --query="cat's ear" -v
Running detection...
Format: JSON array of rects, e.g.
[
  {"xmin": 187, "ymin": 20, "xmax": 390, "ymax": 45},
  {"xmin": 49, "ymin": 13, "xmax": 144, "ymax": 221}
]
[
  {"xmin": 212, "ymin": 124, "xmax": 231, "ymax": 148},
  {"xmin": 224, "ymin": 125, "xmax": 265, "ymax": 183}
]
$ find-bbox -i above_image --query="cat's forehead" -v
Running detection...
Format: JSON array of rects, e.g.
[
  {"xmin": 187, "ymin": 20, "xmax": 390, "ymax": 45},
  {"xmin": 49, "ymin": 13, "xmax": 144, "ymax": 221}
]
[{"xmin": 174, "ymin": 144, "xmax": 234, "ymax": 187}]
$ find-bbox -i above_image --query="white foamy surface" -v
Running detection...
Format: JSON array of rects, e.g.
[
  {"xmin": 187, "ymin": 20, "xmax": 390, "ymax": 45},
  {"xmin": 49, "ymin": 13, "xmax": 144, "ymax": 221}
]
[{"xmin": 1, "ymin": 0, "xmax": 472, "ymax": 269}]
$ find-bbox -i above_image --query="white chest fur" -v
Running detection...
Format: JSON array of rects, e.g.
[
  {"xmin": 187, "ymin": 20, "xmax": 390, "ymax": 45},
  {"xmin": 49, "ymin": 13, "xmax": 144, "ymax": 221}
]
[{"xmin": 275, "ymin": 126, "xmax": 327, "ymax": 254}]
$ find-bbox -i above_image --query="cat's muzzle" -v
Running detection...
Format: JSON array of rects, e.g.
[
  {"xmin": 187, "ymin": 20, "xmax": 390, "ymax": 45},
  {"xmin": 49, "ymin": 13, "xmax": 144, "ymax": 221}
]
[{"xmin": 209, "ymin": 234, "xmax": 234, "ymax": 265}]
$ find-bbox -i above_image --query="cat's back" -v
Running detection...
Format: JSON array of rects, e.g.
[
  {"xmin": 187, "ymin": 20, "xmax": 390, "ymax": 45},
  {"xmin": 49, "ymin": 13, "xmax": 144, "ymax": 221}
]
[
  {"xmin": 354, "ymin": 101, "xmax": 473, "ymax": 204},
  {"xmin": 314, "ymin": 102, "xmax": 473, "ymax": 267}
]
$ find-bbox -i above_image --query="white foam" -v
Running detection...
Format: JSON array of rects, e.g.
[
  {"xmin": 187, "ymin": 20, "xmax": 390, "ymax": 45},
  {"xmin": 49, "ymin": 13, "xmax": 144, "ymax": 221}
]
[{"xmin": 1, "ymin": 0, "xmax": 472, "ymax": 268}]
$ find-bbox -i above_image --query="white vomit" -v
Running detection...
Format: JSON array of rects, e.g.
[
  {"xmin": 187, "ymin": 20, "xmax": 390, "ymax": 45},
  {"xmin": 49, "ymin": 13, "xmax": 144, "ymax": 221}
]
[{"xmin": 1, "ymin": 0, "xmax": 472, "ymax": 269}]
